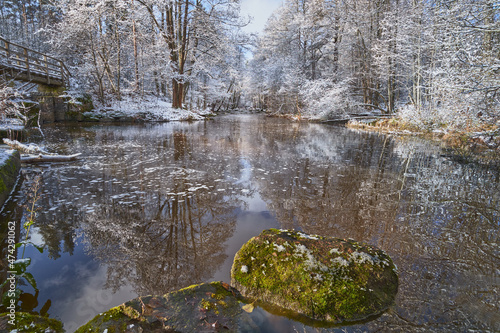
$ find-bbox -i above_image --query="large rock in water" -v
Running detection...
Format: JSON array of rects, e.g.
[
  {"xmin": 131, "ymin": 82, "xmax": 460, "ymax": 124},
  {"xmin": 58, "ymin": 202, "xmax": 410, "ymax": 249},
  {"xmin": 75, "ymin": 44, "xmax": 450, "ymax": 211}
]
[
  {"xmin": 75, "ymin": 282, "xmax": 257, "ymax": 333},
  {"xmin": 231, "ymin": 229, "xmax": 398, "ymax": 323}
]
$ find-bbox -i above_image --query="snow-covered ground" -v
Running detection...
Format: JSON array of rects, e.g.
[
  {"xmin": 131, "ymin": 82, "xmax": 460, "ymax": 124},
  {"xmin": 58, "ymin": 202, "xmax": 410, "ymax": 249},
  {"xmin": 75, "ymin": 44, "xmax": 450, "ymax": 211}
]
[{"xmin": 89, "ymin": 97, "xmax": 213, "ymax": 122}]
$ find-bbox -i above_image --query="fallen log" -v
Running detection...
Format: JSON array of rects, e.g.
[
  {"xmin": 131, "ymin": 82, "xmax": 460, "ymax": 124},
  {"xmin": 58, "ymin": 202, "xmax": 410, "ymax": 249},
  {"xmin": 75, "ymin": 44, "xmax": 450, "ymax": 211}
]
[
  {"xmin": 3, "ymin": 138, "xmax": 49, "ymax": 154},
  {"xmin": 21, "ymin": 153, "xmax": 82, "ymax": 163},
  {"xmin": 322, "ymin": 115, "xmax": 393, "ymax": 124}
]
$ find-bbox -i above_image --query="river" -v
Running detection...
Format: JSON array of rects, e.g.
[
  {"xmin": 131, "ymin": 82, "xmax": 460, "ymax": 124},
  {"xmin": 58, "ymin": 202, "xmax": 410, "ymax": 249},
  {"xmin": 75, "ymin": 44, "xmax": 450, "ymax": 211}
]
[{"xmin": 1, "ymin": 115, "xmax": 499, "ymax": 332}]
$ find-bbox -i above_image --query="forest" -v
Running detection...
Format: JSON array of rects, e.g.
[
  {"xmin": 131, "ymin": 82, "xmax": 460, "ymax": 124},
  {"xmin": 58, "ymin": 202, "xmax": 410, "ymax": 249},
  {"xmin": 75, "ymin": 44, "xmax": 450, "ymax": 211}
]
[
  {"xmin": 0, "ymin": 1, "xmax": 499, "ymax": 332},
  {"xmin": 0, "ymin": 0, "xmax": 499, "ymax": 131}
]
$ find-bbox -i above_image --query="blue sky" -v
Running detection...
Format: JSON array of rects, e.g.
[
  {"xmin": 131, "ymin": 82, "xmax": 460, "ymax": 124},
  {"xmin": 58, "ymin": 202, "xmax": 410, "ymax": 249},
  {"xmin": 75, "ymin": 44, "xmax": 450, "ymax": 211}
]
[{"xmin": 240, "ymin": 0, "xmax": 283, "ymax": 34}]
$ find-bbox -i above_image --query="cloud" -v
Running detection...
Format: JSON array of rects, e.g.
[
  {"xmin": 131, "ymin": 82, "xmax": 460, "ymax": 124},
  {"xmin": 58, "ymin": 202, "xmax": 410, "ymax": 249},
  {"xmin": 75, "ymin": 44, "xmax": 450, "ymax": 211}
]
[{"xmin": 240, "ymin": 0, "xmax": 283, "ymax": 34}]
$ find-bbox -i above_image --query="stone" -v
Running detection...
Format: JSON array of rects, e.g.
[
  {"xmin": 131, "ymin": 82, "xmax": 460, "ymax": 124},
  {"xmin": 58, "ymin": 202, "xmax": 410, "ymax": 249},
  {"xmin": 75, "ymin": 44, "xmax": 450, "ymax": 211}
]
[
  {"xmin": 0, "ymin": 150, "xmax": 21, "ymax": 209},
  {"xmin": 231, "ymin": 229, "xmax": 398, "ymax": 324},
  {"xmin": 75, "ymin": 282, "xmax": 257, "ymax": 333},
  {"xmin": 0, "ymin": 312, "xmax": 64, "ymax": 332}
]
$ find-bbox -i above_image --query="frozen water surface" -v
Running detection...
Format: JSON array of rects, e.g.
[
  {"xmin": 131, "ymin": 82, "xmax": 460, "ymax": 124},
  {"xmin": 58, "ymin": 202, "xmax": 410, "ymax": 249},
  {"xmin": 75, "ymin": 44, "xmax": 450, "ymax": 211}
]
[{"xmin": 1, "ymin": 115, "xmax": 499, "ymax": 332}]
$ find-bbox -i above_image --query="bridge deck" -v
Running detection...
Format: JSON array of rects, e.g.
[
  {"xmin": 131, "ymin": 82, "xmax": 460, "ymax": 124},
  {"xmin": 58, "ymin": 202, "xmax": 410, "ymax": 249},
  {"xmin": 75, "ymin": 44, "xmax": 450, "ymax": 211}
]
[{"xmin": 0, "ymin": 36, "xmax": 69, "ymax": 87}]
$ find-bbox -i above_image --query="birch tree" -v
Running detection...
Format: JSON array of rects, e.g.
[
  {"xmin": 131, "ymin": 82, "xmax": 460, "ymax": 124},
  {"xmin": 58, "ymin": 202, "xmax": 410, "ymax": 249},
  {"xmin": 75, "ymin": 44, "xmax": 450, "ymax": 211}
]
[
  {"xmin": 249, "ymin": 0, "xmax": 499, "ymax": 127},
  {"xmin": 134, "ymin": 0, "xmax": 244, "ymax": 109}
]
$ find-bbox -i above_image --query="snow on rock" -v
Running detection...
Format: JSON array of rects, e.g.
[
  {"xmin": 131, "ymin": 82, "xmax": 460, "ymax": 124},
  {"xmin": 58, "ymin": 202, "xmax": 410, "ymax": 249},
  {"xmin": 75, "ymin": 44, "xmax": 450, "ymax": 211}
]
[{"xmin": 231, "ymin": 229, "xmax": 398, "ymax": 324}]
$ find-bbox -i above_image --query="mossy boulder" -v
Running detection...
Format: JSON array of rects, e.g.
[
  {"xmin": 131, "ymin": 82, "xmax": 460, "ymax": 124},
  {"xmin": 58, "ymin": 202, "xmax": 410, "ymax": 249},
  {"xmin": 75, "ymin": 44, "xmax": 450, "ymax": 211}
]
[
  {"xmin": 75, "ymin": 282, "xmax": 257, "ymax": 333},
  {"xmin": 0, "ymin": 150, "xmax": 21, "ymax": 209},
  {"xmin": 231, "ymin": 229, "xmax": 398, "ymax": 323},
  {"xmin": 0, "ymin": 312, "xmax": 64, "ymax": 332},
  {"xmin": 66, "ymin": 94, "xmax": 95, "ymax": 122}
]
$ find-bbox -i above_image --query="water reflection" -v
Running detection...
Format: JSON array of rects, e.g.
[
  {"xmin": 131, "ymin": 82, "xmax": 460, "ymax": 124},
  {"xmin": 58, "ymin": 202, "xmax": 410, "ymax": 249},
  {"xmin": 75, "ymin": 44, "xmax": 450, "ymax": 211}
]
[
  {"xmin": 0, "ymin": 115, "xmax": 498, "ymax": 332},
  {"xmin": 248, "ymin": 123, "xmax": 500, "ymax": 331}
]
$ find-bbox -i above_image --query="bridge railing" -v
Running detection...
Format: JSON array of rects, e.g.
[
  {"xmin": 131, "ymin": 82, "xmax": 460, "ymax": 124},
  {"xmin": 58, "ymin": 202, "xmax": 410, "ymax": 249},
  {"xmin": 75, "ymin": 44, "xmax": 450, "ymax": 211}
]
[{"xmin": 0, "ymin": 35, "xmax": 70, "ymax": 86}]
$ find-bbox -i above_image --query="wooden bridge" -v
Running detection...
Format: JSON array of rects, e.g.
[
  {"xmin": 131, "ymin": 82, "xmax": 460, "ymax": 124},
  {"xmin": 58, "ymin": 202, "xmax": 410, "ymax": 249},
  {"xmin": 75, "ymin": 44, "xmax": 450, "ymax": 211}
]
[{"xmin": 0, "ymin": 36, "xmax": 70, "ymax": 88}]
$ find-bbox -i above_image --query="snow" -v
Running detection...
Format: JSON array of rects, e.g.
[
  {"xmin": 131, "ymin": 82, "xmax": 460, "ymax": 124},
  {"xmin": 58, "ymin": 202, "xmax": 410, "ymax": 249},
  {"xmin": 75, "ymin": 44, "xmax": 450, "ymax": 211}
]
[
  {"xmin": 91, "ymin": 97, "xmax": 212, "ymax": 122},
  {"xmin": 296, "ymin": 231, "xmax": 319, "ymax": 240},
  {"xmin": 329, "ymin": 248, "xmax": 341, "ymax": 255},
  {"xmin": 0, "ymin": 118, "xmax": 24, "ymax": 131},
  {"xmin": 274, "ymin": 244, "xmax": 286, "ymax": 252},
  {"xmin": 0, "ymin": 149, "xmax": 17, "ymax": 166},
  {"xmin": 331, "ymin": 257, "xmax": 350, "ymax": 267},
  {"xmin": 294, "ymin": 244, "xmax": 328, "ymax": 272},
  {"xmin": 351, "ymin": 251, "xmax": 378, "ymax": 265},
  {"xmin": 3, "ymin": 139, "xmax": 48, "ymax": 154}
]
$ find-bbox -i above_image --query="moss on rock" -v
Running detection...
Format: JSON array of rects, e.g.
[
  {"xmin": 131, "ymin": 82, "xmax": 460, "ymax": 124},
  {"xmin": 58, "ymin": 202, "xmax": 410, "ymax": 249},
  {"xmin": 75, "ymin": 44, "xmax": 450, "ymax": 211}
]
[
  {"xmin": 0, "ymin": 312, "xmax": 64, "ymax": 332},
  {"xmin": 75, "ymin": 282, "xmax": 255, "ymax": 333},
  {"xmin": 0, "ymin": 150, "xmax": 21, "ymax": 209},
  {"xmin": 231, "ymin": 229, "xmax": 398, "ymax": 323}
]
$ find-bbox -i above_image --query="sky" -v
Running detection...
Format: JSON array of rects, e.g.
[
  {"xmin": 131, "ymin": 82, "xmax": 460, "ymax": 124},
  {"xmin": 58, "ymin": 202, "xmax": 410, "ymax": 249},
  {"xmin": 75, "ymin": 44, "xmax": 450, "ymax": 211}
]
[{"xmin": 240, "ymin": 0, "xmax": 283, "ymax": 34}]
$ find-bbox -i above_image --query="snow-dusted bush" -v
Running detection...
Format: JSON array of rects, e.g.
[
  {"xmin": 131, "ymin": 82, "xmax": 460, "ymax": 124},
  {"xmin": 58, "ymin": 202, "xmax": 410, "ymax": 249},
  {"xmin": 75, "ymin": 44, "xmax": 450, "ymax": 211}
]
[
  {"xmin": 300, "ymin": 79, "xmax": 353, "ymax": 120},
  {"xmin": 0, "ymin": 86, "xmax": 28, "ymax": 124}
]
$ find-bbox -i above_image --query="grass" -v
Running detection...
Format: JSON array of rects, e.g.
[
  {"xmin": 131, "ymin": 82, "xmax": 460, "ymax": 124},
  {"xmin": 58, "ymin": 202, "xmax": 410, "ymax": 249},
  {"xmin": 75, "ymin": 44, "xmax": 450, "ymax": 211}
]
[{"xmin": 347, "ymin": 117, "xmax": 500, "ymax": 166}]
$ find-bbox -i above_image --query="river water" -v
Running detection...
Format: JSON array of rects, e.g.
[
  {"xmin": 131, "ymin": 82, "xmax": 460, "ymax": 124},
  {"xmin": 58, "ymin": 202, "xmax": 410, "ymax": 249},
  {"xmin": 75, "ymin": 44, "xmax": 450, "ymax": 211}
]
[{"xmin": 1, "ymin": 115, "xmax": 499, "ymax": 332}]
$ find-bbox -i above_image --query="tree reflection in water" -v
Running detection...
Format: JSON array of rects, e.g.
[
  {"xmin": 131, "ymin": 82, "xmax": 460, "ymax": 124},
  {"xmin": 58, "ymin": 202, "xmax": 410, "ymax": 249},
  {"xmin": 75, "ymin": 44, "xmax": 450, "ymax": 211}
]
[
  {"xmin": 1, "ymin": 116, "xmax": 498, "ymax": 332},
  {"xmin": 81, "ymin": 169, "xmax": 240, "ymax": 296},
  {"xmin": 246, "ymin": 122, "xmax": 500, "ymax": 331},
  {"xmin": 37, "ymin": 124, "xmax": 248, "ymax": 297}
]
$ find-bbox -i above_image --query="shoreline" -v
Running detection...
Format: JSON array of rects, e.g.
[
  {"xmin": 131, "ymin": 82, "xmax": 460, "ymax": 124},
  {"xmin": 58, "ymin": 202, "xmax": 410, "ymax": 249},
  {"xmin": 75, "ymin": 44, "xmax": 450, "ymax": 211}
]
[{"xmin": 346, "ymin": 118, "xmax": 500, "ymax": 167}]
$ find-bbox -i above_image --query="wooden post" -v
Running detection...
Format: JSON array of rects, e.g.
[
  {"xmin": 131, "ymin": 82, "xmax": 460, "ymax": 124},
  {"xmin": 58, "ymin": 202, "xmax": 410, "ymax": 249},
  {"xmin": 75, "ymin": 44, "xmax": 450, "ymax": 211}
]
[
  {"xmin": 6, "ymin": 41, "xmax": 15, "ymax": 78},
  {"xmin": 59, "ymin": 60, "xmax": 65, "ymax": 86},
  {"xmin": 24, "ymin": 48, "xmax": 31, "ymax": 80},
  {"xmin": 4, "ymin": 40, "xmax": 13, "ymax": 79},
  {"xmin": 44, "ymin": 55, "xmax": 50, "ymax": 85},
  {"xmin": 5, "ymin": 40, "xmax": 10, "ymax": 61}
]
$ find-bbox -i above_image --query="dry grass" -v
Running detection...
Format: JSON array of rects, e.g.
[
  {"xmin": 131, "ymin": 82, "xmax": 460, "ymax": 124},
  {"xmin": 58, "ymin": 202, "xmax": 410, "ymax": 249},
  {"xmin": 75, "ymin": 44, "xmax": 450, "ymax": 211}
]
[
  {"xmin": 347, "ymin": 118, "xmax": 423, "ymax": 134},
  {"xmin": 347, "ymin": 117, "xmax": 500, "ymax": 166}
]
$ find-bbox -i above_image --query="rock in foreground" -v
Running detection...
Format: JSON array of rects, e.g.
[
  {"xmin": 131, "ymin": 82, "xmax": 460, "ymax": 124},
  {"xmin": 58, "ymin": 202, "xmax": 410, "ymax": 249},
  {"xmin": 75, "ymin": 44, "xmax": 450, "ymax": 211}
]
[
  {"xmin": 75, "ymin": 282, "xmax": 256, "ymax": 333},
  {"xmin": 0, "ymin": 312, "xmax": 64, "ymax": 332},
  {"xmin": 231, "ymin": 229, "xmax": 398, "ymax": 323},
  {"xmin": 0, "ymin": 149, "xmax": 21, "ymax": 208}
]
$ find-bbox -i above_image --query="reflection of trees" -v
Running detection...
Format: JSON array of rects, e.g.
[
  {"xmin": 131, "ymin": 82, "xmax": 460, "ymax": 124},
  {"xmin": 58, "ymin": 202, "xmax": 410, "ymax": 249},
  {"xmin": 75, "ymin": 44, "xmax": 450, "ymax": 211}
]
[
  {"xmin": 81, "ymin": 178, "xmax": 239, "ymax": 296},
  {"xmin": 386, "ymin": 143, "xmax": 500, "ymax": 331},
  {"xmin": 19, "ymin": 168, "xmax": 85, "ymax": 259},
  {"xmin": 28, "ymin": 123, "xmax": 247, "ymax": 296},
  {"xmin": 244, "ymin": 120, "xmax": 500, "ymax": 331},
  {"xmin": 0, "ymin": 174, "xmax": 54, "ymax": 317},
  {"xmin": 4, "ymin": 117, "xmax": 498, "ymax": 330},
  {"xmin": 246, "ymin": 124, "xmax": 405, "ymax": 240}
]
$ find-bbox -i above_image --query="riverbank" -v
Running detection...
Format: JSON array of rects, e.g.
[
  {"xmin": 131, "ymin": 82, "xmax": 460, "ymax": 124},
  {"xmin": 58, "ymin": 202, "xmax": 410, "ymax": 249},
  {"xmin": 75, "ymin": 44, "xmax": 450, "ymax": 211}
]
[
  {"xmin": 83, "ymin": 97, "xmax": 213, "ymax": 122},
  {"xmin": 347, "ymin": 117, "xmax": 500, "ymax": 166},
  {"xmin": 0, "ymin": 115, "xmax": 497, "ymax": 332}
]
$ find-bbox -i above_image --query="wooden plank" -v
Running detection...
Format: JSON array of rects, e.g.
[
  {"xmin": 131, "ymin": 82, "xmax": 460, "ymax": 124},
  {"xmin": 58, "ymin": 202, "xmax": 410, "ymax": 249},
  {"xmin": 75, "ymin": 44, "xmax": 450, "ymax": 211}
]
[{"xmin": 0, "ymin": 35, "xmax": 69, "ymax": 86}]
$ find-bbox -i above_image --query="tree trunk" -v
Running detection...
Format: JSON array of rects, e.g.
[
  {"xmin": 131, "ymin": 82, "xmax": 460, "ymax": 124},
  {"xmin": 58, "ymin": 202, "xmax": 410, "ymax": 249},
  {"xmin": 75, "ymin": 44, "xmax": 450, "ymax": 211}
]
[
  {"xmin": 172, "ymin": 79, "xmax": 184, "ymax": 109},
  {"xmin": 131, "ymin": 0, "xmax": 140, "ymax": 92}
]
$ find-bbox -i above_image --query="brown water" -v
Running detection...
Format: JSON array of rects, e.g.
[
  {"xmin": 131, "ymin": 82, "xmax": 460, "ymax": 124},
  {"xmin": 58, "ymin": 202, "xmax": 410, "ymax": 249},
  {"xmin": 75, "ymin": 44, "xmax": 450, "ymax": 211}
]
[{"xmin": 1, "ymin": 115, "xmax": 499, "ymax": 332}]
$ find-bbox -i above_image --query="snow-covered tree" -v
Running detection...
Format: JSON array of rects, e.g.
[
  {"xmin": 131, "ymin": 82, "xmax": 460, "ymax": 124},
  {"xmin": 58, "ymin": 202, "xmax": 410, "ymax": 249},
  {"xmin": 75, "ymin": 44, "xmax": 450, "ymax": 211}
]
[
  {"xmin": 49, "ymin": 0, "xmax": 246, "ymax": 109},
  {"xmin": 246, "ymin": 0, "xmax": 499, "ymax": 127}
]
